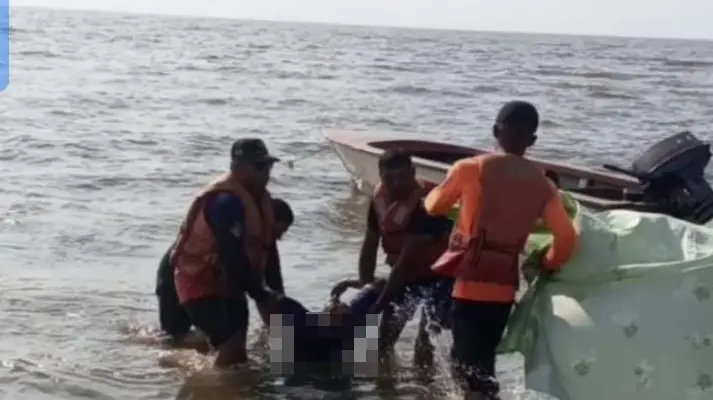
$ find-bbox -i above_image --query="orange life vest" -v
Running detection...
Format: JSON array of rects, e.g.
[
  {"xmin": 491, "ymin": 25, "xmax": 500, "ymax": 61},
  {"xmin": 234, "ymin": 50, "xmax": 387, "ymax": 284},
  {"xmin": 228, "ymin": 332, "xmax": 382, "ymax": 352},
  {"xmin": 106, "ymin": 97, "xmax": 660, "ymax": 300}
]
[
  {"xmin": 171, "ymin": 173, "xmax": 275, "ymax": 304},
  {"xmin": 431, "ymin": 154, "xmax": 552, "ymax": 289},
  {"xmin": 372, "ymin": 179, "xmax": 447, "ymax": 279}
]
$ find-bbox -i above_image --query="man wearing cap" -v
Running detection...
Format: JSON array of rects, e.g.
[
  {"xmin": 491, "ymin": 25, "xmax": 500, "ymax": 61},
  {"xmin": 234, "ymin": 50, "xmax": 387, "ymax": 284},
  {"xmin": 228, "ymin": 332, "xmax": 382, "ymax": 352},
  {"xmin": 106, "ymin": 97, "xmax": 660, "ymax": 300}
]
[
  {"xmin": 154, "ymin": 197, "xmax": 296, "ymax": 353},
  {"xmin": 424, "ymin": 101, "xmax": 578, "ymax": 399},
  {"xmin": 170, "ymin": 138, "xmax": 285, "ymax": 368}
]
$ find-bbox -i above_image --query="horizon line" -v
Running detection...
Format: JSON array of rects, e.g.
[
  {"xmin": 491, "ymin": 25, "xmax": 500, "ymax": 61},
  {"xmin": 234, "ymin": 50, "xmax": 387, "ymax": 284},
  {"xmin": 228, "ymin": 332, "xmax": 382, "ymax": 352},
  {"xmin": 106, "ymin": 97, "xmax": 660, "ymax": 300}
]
[{"xmin": 12, "ymin": 4, "xmax": 713, "ymax": 43}]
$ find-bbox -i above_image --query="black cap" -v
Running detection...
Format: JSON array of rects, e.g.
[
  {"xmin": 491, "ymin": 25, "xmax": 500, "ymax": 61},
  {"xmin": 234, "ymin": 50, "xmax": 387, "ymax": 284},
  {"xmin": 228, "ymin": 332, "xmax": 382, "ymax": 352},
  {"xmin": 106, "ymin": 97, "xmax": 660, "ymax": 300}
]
[
  {"xmin": 230, "ymin": 138, "xmax": 280, "ymax": 164},
  {"xmin": 495, "ymin": 100, "xmax": 539, "ymax": 134}
]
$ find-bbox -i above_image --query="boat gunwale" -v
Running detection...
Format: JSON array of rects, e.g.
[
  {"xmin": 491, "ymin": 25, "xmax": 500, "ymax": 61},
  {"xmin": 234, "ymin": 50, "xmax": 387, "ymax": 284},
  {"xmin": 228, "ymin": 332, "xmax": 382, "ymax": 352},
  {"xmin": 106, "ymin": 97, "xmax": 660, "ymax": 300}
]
[
  {"xmin": 324, "ymin": 129, "xmax": 641, "ymax": 189},
  {"xmin": 324, "ymin": 129, "xmax": 671, "ymax": 211}
]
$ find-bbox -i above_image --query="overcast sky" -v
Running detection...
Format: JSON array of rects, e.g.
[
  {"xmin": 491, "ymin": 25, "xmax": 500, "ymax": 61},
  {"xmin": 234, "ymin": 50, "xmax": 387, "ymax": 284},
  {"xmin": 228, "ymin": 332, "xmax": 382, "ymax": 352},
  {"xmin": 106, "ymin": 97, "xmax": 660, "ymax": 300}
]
[{"xmin": 12, "ymin": 0, "xmax": 713, "ymax": 40}]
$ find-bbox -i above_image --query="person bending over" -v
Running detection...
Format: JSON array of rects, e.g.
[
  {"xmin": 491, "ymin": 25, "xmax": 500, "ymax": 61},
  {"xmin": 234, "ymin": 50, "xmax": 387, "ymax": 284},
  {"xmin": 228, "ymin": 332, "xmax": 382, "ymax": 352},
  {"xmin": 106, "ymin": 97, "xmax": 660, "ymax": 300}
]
[
  {"xmin": 155, "ymin": 197, "xmax": 295, "ymax": 352},
  {"xmin": 169, "ymin": 138, "xmax": 286, "ymax": 368},
  {"xmin": 332, "ymin": 149, "xmax": 455, "ymax": 367}
]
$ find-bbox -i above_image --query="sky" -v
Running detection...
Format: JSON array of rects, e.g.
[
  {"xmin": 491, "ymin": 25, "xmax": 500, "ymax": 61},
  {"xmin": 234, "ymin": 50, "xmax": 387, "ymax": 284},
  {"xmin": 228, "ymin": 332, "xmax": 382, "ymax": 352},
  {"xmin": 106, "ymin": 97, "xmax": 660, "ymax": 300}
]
[{"xmin": 11, "ymin": 0, "xmax": 713, "ymax": 40}]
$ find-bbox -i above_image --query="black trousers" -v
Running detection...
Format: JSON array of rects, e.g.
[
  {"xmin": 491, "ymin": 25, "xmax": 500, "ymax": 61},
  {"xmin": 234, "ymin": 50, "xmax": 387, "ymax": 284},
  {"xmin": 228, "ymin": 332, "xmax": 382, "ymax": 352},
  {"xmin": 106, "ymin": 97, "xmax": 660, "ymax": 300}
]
[{"xmin": 450, "ymin": 299, "xmax": 513, "ymax": 396}]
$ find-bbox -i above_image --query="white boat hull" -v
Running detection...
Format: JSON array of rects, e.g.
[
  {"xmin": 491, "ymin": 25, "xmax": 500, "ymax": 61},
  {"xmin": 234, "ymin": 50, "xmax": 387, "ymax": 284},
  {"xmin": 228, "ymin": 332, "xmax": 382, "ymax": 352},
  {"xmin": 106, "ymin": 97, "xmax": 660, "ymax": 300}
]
[{"xmin": 329, "ymin": 136, "xmax": 447, "ymax": 193}]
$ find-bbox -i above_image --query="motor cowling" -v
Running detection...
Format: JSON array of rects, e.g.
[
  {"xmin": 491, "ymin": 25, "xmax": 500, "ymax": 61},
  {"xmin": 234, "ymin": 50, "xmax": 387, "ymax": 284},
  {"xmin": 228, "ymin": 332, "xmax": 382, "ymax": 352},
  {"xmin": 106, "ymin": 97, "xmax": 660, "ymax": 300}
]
[{"xmin": 604, "ymin": 131, "xmax": 713, "ymax": 225}]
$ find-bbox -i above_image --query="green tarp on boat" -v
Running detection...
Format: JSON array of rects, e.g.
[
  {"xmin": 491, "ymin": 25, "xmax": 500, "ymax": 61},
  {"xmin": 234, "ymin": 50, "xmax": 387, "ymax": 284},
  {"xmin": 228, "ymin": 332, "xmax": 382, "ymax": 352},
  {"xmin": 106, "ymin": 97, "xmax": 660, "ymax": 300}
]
[{"xmin": 449, "ymin": 192, "xmax": 713, "ymax": 400}]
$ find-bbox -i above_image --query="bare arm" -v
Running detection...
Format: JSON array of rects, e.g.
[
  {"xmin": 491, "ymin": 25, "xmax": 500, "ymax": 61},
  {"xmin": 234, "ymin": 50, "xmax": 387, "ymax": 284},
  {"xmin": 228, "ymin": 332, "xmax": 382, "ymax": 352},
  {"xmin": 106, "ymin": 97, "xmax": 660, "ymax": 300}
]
[
  {"xmin": 358, "ymin": 200, "xmax": 382, "ymax": 283},
  {"xmin": 264, "ymin": 243, "xmax": 285, "ymax": 294},
  {"xmin": 359, "ymin": 229, "xmax": 381, "ymax": 283},
  {"xmin": 371, "ymin": 234, "xmax": 431, "ymax": 312}
]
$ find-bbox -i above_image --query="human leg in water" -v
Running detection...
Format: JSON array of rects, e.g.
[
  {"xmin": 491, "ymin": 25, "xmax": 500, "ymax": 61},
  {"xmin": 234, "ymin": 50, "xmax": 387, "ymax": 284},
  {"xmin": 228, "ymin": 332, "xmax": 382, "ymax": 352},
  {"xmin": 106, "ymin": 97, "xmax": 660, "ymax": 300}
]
[
  {"xmin": 184, "ymin": 296, "xmax": 250, "ymax": 368},
  {"xmin": 214, "ymin": 329, "xmax": 249, "ymax": 368},
  {"xmin": 450, "ymin": 299, "xmax": 512, "ymax": 400},
  {"xmin": 377, "ymin": 285, "xmax": 420, "ymax": 361},
  {"xmin": 415, "ymin": 278, "xmax": 455, "ymax": 369},
  {"xmin": 156, "ymin": 247, "xmax": 212, "ymax": 352},
  {"xmin": 157, "ymin": 289, "xmax": 193, "ymax": 343},
  {"xmin": 157, "ymin": 290, "xmax": 211, "ymax": 353}
]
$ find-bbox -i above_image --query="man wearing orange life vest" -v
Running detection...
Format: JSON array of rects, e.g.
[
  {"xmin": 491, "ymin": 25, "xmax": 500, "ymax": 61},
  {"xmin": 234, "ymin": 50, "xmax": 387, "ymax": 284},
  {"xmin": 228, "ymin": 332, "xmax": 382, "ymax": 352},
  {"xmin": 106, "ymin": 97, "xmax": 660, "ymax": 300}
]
[
  {"xmin": 424, "ymin": 101, "xmax": 578, "ymax": 400},
  {"xmin": 332, "ymin": 149, "xmax": 455, "ymax": 364},
  {"xmin": 155, "ymin": 198, "xmax": 295, "ymax": 353},
  {"xmin": 171, "ymin": 138, "xmax": 284, "ymax": 368}
]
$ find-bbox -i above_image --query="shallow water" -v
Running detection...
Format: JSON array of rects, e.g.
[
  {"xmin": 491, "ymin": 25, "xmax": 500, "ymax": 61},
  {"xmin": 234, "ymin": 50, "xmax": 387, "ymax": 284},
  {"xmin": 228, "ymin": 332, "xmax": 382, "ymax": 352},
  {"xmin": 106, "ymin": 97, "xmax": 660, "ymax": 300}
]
[{"xmin": 1, "ymin": 6, "xmax": 713, "ymax": 399}]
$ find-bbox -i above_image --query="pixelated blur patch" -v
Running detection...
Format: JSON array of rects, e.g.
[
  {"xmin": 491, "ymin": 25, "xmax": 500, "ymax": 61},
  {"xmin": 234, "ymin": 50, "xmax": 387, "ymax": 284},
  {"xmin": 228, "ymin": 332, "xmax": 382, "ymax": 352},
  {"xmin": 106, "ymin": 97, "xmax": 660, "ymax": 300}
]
[
  {"xmin": 268, "ymin": 311, "xmax": 380, "ymax": 379},
  {"xmin": 0, "ymin": 0, "xmax": 7, "ymax": 92}
]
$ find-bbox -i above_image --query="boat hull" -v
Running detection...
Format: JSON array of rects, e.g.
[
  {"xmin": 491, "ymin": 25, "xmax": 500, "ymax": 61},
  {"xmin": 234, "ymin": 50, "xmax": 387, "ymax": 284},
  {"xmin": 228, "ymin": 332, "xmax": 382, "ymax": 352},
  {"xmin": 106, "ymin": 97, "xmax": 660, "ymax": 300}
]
[
  {"xmin": 325, "ymin": 129, "xmax": 656, "ymax": 211},
  {"xmin": 329, "ymin": 135, "xmax": 449, "ymax": 193}
]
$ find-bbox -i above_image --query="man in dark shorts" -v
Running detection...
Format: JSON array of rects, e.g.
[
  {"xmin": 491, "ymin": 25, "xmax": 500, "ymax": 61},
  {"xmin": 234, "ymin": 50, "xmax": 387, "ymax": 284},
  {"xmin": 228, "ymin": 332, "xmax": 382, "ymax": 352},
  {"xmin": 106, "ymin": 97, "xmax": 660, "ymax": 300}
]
[
  {"xmin": 332, "ymin": 149, "xmax": 455, "ymax": 366},
  {"xmin": 168, "ymin": 139, "xmax": 293, "ymax": 367},
  {"xmin": 155, "ymin": 197, "xmax": 295, "ymax": 351}
]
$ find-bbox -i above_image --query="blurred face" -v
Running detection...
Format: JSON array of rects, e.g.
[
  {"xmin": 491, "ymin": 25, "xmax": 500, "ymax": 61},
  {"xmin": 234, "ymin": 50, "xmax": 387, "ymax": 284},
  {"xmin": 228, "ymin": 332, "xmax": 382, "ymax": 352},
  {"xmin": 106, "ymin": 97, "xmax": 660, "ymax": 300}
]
[
  {"xmin": 235, "ymin": 159, "xmax": 274, "ymax": 189},
  {"xmin": 379, "ymin": 166, "xmax": 416, "ymax": 200}
]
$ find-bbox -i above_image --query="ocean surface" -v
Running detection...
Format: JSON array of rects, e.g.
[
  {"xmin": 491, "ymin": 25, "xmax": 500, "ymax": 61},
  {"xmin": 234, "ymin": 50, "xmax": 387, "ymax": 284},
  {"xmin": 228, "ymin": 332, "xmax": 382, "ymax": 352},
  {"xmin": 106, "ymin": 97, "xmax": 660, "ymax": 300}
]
[{"xmin": 1, "ymin": 6, "xmax": 713, "ymax": 400}]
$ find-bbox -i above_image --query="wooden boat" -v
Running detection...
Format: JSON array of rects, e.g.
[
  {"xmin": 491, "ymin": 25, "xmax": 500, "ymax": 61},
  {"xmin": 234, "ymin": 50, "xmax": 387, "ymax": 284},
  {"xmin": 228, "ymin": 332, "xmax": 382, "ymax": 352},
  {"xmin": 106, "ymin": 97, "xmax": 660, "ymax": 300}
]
[{"xmin": 324, "ymin": 129, "xmax": 661, "ymax": 212}]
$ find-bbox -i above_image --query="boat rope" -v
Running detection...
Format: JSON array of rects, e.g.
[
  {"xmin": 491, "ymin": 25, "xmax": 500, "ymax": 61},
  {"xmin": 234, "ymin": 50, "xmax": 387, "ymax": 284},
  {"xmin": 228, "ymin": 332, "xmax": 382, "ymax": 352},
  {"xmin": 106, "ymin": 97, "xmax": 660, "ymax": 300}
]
[{"xmin": 285, "ymin": 146, "xmax": 330, "ymax": 170}]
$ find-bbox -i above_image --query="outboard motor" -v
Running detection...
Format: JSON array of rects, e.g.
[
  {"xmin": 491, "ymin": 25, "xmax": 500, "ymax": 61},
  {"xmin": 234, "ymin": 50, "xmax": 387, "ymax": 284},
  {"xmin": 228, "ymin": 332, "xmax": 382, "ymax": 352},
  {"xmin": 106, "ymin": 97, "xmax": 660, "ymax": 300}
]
[{"xmin": 603, "ymin": 131, "xmax": 713, "ymax": 225}]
